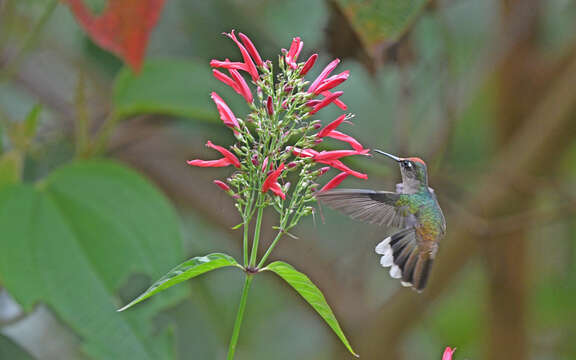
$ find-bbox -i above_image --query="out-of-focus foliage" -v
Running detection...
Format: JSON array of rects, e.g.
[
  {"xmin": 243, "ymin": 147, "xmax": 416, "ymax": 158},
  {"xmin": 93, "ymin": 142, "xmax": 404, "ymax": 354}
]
[
  {"xmin": 332, "ymin": 0, "xmax": 430, "ymax": 55},
  {"xmin": 0, "ymin": 334, "xmax": 34, "ymax": 360},
  {"xmin": 63, "ymin": 0, "xmax": 166, "ymax": 72},
  {"xmin": 0, "ymin": 161, "xmax": 187, "ymax": 359},
  {"xmin": 113, "ymin": 59, "xmax": 220, "ymax": 122}
]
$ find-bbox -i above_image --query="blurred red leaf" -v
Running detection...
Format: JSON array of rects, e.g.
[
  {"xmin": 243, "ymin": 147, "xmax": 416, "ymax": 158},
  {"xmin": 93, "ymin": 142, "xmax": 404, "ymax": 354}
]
[{"xmin": 63, "ymin": 0, "xmax": 166, "ymax": 72}]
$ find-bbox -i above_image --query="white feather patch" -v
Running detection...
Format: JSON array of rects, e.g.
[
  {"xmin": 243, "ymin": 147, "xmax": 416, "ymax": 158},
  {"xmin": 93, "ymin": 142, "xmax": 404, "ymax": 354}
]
[
  {"xmin": 390, "ymin": 265, "xmax": 402, "ymax": 279},
  {"xmin": 375, "ymin": 237, "xmax": 391, "ymax": 254},
  {"xmin": 380, "ymin": 248, "xmax": 394, "ymax": 267}
]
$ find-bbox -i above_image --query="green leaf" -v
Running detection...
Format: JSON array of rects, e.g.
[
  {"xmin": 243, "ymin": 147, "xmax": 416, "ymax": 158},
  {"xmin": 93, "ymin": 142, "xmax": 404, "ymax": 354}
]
[
  {"xmin": 119, "ymin": 253, "xmax": 241, "ymax": 311},
  {"xmin": 264, "ymin": 261, "xmax": 358, "ymax": 357},
  {"xmin": 113, "ymin": 58, "xmax": 219, "ymax": 122},
  {"xmin": 23, "ymin": 104, "xmax": 41, "ymax": 139},
  {"xmin": 0, "ymin": 160, "xmax": 187, "ymax": 359},
  {"xmin": 0, "ymin": 334, "xmax": 34, "ymax": 360},
  {"xmin": 333, "ymin": 0, "xmax": 430, "ymax": 55},
  {"xmin": 0, "ymin": 151, "xmax": 21, "ymax": 191}
]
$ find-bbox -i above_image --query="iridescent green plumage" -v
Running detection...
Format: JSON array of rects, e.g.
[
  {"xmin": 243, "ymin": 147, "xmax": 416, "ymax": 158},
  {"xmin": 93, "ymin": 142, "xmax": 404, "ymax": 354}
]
[{"xmin": 317, "ymin": 151, "xmax": 446, "ymax": 291}]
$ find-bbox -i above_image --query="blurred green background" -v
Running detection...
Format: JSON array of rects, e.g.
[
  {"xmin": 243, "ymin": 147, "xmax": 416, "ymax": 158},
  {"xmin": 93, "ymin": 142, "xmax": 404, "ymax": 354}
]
[{"xmin": 1, "ymin": 0, "xmax": 576, "ymax": 359}]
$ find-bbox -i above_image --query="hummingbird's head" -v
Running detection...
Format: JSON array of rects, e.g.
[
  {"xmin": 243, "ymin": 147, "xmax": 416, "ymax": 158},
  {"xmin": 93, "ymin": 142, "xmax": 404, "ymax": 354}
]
[{"xmin": 374, "ymin": 150, "xmax": 428, "ymax": 188}]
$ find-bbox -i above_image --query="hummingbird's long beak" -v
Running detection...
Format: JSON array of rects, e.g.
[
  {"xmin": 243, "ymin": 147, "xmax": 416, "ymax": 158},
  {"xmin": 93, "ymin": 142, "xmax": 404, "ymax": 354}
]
[{"xmin": 374, "ymin": 149, "xmax": 402, "ymax": 162}]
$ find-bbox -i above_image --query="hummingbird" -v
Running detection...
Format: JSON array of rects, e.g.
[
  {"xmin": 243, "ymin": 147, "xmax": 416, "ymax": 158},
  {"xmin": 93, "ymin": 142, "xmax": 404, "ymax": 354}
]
[{"xmin": 317, "ymin": 150, "xmax": 446, "ymax": 291}]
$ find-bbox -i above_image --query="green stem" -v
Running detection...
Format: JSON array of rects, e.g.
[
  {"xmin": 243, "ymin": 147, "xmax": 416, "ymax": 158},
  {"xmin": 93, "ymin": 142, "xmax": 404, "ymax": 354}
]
[
  {"xmin": 248, "ymin": 200, "xmax": 264, "ymax": 267},
  {"xmin": 90, "ymin": 111, "xmax": 120, "ymax": 155},
  {"xmin": 226, "ymin": 275, "xmax": 254, "ymax": 360},
  {"xmin": 242, "ymin": 217, "xmax": 249, "ymax": 266},
  {"xmin": 257, "ymin": 231, "xmax": 283, "ymax": 268}
]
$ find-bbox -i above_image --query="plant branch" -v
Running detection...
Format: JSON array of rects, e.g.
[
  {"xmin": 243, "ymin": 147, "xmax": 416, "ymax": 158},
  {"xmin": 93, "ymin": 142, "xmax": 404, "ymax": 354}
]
[
  {"xmin": 248, "ymin": 199, "xmax": 265, "ymax": 267},
  {"xmin": 226, "ymin": 275, "xmax": 254, "ymax": 360}
]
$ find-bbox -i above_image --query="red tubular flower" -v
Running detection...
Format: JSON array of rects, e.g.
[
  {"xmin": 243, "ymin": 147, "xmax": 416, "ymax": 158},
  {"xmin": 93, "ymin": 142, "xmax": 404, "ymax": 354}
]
[
  {"xmin": 300, "ymin": 54, "xmax": 318, "ymax": 76},
  {"xmin": 314, "ymin": 70, "xmax": 350, "ymax": 94},
  {"xmin": 212, "ymin": 70, "xmax": 240, "ymax": 93},
  {"xmin": 210, "ymin": 59, "xmax": 248, "ymax": 71},
  {"xmin": 214, "ymin": 180, "xmax": 231, "ymax": 191},
  {"xmin": 320, "ymin": 172, "xmax": 349, "ymax": 192},
  {"xmin": 291, "ymin": 147, "xmax": 319, "ymax": 158},
  {"xmin": 188, "ymin": 141, "xmax": 241, "ymax": 168},
  {"xmin": 187, "ymin": 158, "xmax": 234, "ymax": 168},
  {"xmin": 229, "ymin": 69, "xmax": 253, "ymax": 104},
  {"xmin": 238, "ymin": 32, "xmax": 263, "ymax": 67},
  {"xmin": 211, "ymin": 92, "xmax": 239, "ymax": 130},
  {"xmin": 308, "ymin": 58, "xmax": 340, "ymax": 93},
  {"xmin": 305, "ymin": 99, "xmax": 322, "ymax": 107},
  {"xmin": 442, "ymin": 347, "xmax": 456, "ymax": 360},
  {"xmin": 317, "ymin": 114, "xmax": 347, "ymax": 138},
  {"xmin": 224, "ymin": 30, "xmax": 259, "ymax": 82},
  {"xmin": 290, "ymin": 147, "xmax": 367, "ymax": 179},
  {"xmin": 286, "ymin": 37, "xmax": 303, "ymax": 69},
  {"xmin": 205, "ymin": 141, "xmax": 241, "ymax": 168},
  {"xmin": 319, "ymin": 159, "xmax": 367, "ymax": 179},
  {"xmin": 321, "ymin": 91, "xmax": 347, "ymax": 110},
  {"xmin": 325, "ymin": 130, "xmax": 364, "ymax": 151},
  {"xmin": 266, "ymin": 96, "xmax": 274, "ymax": 116},
  {"xmin": 314, "ymin": 149, "xmax": 370, "ymax": 161},
  {"xmin": 262, "ymin": 163, "xmax": 286, "ymax": 200},
  {"xmin": 309, "ymin": 91, "xmax": 344, "ymax": 114}
]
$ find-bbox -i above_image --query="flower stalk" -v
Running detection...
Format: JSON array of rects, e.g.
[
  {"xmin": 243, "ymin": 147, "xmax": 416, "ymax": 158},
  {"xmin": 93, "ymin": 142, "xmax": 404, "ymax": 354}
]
[
  {"xmin": 186, "ymin": 30, "xmax": 368, "ymax": 358},
  {"xmin": 226, "ymin": 275, "xmax": 254, "ymax": 360}
]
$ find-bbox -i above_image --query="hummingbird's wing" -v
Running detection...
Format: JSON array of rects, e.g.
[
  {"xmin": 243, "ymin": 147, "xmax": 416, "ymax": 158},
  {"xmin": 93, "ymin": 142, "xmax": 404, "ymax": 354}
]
[
  {"xmin": 375, "ymin": 228, "xmax": 436, "ymax": 292},
  {"xmin": 316, "ymin": 189, "xmax": 417, "ymax": 229}
]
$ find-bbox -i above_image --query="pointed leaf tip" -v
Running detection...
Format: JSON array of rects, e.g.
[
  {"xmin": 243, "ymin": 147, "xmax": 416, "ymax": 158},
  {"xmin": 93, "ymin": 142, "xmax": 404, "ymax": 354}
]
[
  {"xmin": 264, "ymin": 261, "xmax": 358, "ymax": 357},
  {"xmin": 119, "ymin": 252, "xmax": 241, "ymax": 311}
]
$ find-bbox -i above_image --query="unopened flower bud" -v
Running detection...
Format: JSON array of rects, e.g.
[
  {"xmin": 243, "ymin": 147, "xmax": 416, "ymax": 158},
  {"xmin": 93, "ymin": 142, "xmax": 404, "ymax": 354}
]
[
  {"xmin": 251, "ymin": 154, "xmax": 259, "ymax": 166},
  {"xmin": 312, "ymin": 123, "xmax": 322, "ymax": 129},
  {"xmin": 284, "ymin": 85, "xmax": 294, "ymax": 93},
  {"xmin": 306, "ymin": 99, "xmax": 321, "ymax": 107},
  {"xmin": 318, "ymin": 167, "xmax": 330, "ymax": 175},
  {"xmin": 300, "ymin": 54, "xmax": 318, "ymax": 76},
  {"xmin": 314, "ymin": 138, "xmax": 323, "ymax": 144},
  {"xmin": 284, "ymin": 182, "xmax": 291, "ymax": 191},
  {"xmin": 287, "ymin": 162, "xmax": 298, "ymax": 168},
  {"xmin": 301, "ymin": 206, "xmax": 314, "ymax": 216},
  {"xmin": 266, "ymin": 96, "xmax": 274, "ymax": 116},
  {"xmin": 282, "ymin": 99, "xmax": 289, "ymax": 110},
  {"xmin": 213, "ymin": 180, "xmax": 231, "ymax": 192}
]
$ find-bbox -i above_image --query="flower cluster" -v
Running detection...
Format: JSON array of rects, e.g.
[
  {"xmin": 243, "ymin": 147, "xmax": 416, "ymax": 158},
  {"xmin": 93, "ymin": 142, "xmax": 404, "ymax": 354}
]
[{"xmin": 188, "ymin": 30, "xmax": 367, "ymax": 246}]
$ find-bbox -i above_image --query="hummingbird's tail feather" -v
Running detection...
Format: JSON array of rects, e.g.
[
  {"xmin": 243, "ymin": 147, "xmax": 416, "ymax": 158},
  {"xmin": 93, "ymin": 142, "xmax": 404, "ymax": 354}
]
[{"xmin": 375, "ymin": 228, "xmax": 433, "ymax": 292}]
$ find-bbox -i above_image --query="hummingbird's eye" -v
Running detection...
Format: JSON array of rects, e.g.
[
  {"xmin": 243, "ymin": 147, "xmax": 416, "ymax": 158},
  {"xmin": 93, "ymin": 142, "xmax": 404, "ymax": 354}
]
[{"xmin": 403, "ymin": 161, "xmax": 413, "ymax": 169}]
